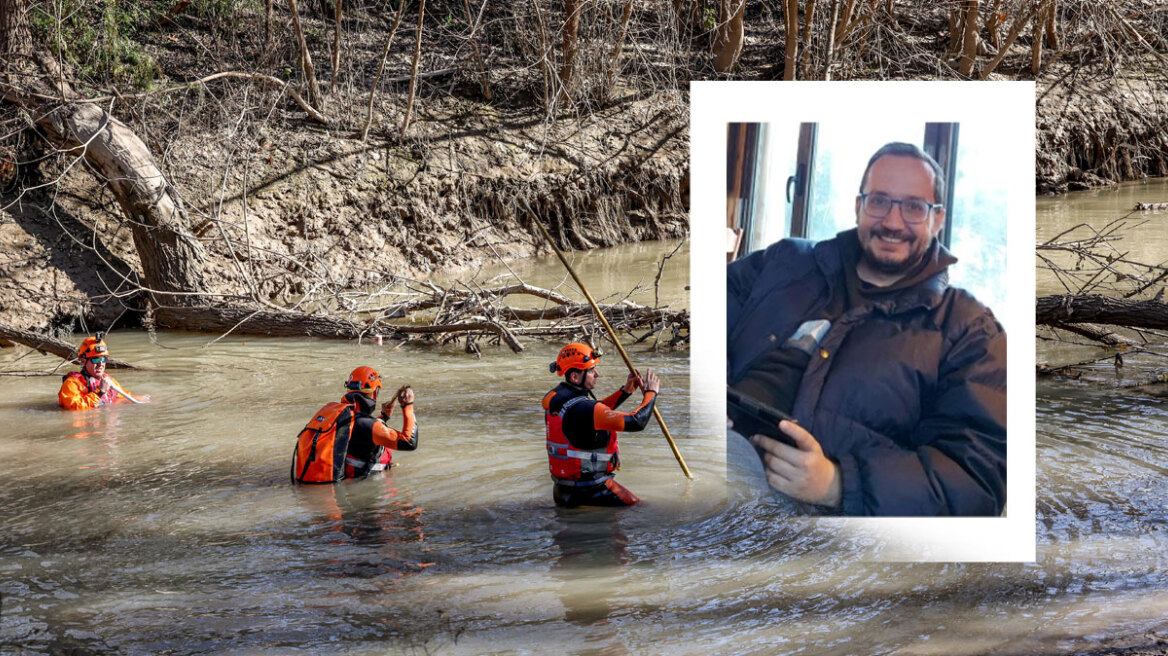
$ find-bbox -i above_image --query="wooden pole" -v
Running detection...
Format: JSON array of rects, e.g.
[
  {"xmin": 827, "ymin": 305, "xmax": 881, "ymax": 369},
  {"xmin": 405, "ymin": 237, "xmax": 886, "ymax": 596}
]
[{"xmin": 525, "ymin": 204, "xmax": 693, "ymax": 479}]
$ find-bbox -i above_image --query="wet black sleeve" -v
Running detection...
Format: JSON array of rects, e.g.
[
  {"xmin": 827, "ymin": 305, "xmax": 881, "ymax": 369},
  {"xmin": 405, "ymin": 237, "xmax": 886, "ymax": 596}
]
[{"xmin": 619, "ymin": 392, "xmax": 657, "ymax": 432}]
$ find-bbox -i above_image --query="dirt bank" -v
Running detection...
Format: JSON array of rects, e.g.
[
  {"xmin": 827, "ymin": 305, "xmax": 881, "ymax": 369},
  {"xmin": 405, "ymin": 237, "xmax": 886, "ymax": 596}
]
[
  {"xmin": 0, "ymin": 2, "xmax": 691, "ymax": 335},
  {"xmin": 1037, "ymin": 58, "xmax": 1168, "ymax": 194},
  {"xmin": 0, "ymin": 90, "xmax": 687, "ymax": 335}
]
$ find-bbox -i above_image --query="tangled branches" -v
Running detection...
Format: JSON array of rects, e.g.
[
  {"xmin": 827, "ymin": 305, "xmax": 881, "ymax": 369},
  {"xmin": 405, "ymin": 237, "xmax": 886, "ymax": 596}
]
[{"xmin": 1037, "ymin": 213, "xmax": 1168, "ymax": 384}]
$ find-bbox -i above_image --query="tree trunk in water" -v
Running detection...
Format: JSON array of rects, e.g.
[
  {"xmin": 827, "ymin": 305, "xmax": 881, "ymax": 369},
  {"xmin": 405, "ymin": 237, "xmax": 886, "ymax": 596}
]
[
  {"xmin": 34, "ymin": 103, "xmax": 207, "ymax": 299},
  {"xmin": 957, "ymin": 0, "xmax": 979, "ymax": 77},
  {"xmin": 1037, "ymin": 294, "xmax": 1168, "ymax": 330}
]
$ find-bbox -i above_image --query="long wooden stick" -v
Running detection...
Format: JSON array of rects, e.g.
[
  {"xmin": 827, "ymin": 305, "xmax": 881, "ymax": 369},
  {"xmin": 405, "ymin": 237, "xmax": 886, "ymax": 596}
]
[
  {"xmin": 105, "ymin": 376, "xmax": 144, "ymax": 404},
  {"xmin": 525, "ymin": 205, "xmax": 693, "ymax": 479}
]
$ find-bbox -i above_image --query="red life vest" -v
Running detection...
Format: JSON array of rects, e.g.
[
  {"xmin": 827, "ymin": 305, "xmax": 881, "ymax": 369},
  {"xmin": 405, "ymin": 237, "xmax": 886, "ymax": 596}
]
[
  {"xmin": 291, "ymin": 401, "xmax": 357, "ymax": 484},
  {"xmin": 544, "ymin": 385, "xmax": 619, "ymax": 486}
]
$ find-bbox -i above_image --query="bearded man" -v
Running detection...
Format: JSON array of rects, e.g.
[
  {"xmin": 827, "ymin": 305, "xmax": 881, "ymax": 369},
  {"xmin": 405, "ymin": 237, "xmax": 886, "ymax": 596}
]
[{"xmin": 726, "ymin": 142, "xmax": 1007, "ymax": 516}]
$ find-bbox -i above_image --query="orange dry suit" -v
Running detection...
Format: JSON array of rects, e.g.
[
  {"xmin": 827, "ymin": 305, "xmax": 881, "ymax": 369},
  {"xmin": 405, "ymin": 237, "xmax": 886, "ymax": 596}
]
[
  {"xmin": 341, "ymin": 391, "xmax": 418, "ymax": 479},
  {"xmin": 542, "ymin": 382, "xmax": 656, "ymax": 506},
  {"xmin": 58, "ymin": 371, "xmax": 131, "ymax": 410}
]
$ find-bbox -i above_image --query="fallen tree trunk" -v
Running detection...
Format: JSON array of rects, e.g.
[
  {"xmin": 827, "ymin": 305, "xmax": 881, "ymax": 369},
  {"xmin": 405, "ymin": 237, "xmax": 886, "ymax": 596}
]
[
  {"xmin": 0, "ymin": 323, "xmax": 136, "ymax": 368},
  {"xmin": 1037, "ymin": 294, "xmax": 1168, "ymax": 329},
  {"xmin": 34, "ymin": 102, "xmax": 208, "ymax": 299}
]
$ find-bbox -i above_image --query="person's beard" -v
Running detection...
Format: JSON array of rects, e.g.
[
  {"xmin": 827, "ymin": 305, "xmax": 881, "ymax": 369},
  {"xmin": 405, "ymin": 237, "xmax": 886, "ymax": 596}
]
[{"xmin": 860, "ymin": 224, "xmax": 931, "ymax": 275}]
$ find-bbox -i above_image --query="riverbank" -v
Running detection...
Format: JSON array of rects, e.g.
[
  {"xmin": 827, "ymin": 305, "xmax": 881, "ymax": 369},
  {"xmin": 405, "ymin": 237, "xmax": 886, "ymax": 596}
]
[{"xmin": 0, "ymin": 90, "xmax": 687, "ymax": 335}]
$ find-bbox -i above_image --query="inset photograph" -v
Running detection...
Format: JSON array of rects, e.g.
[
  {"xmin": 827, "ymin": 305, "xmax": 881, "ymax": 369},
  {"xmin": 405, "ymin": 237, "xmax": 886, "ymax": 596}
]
[{"xmin": 693, "ymin": 81, "xmax": 1035, "ymax": 559}]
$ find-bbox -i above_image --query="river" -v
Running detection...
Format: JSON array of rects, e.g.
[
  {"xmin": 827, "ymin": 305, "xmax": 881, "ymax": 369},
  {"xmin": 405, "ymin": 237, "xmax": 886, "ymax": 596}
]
[{"xmin": 5, "ymin": 223, "xmax": 1168, "ymax": 654}]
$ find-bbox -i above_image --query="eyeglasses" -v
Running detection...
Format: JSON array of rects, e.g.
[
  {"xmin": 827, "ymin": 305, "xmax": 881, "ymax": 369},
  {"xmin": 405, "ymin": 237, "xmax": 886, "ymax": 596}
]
[
  {"xmin": 88, "ymin": 357, "xmax": 107, "ymax": 364},
  {"xmin": 858, "ymin": 193, "xmax": 942, "ymax": 224}
]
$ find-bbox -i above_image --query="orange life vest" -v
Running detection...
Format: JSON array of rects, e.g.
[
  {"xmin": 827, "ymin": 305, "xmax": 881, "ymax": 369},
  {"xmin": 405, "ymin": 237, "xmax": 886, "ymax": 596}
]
[
  {"xmin": 544, "ymin": 385, "xmax": 619, "ymax": 486},
  {"xmin": 291, "ymin": 401, "xmax": 357, "ymax": 484},
  {"xmin": 59, "ymin": 371, "xmax": 119, "ymax": 409}
]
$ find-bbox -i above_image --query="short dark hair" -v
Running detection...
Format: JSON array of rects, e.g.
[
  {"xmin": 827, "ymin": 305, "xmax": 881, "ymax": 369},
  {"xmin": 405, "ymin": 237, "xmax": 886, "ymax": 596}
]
[{"xmin": 858, "ymin": 142, "xmax": 946, "ymax": 204}]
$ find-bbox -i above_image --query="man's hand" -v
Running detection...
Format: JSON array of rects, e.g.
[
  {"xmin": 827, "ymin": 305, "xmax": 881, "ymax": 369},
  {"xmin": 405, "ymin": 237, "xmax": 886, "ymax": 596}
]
[
  {"xmin": 381, "ymin": 387, "xmax": 414, "ymax": 417},
  {"xmin": 749, "ymin": 420, "xmax": 842, "ymax": 508},
  {"xmin": 641, "ymin": 369, "xmax": 660, "ymax": 394},
  {"xmin": 622, "ymin": 370, "xmax": 643, "ymax": 394},
  {"xmin": 99, "ymin": 377, "xmax": 112, "ymax": 396}
]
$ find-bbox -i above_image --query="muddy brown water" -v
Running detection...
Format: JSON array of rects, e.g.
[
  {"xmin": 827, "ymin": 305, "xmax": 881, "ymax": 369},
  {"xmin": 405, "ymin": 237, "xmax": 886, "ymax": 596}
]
[{"xmin": 5, "ymin": 228, "xmax": 1168, "ymax": 654}]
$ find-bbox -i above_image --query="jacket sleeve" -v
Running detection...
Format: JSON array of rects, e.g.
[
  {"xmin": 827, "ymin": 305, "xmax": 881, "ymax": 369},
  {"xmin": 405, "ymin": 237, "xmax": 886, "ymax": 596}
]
[
  {"xmin": 593, "ymin": 391, "xmax": 657, "ymax": 433},
  {"xmin": 372, "ymin": 404, "xmax": 418, "ymax": 451},
  {"xmin": 599, "ymin": 389, "xmax": 630, "ymax": 409},
  {"xmin": 59, "ymin": 376, "xmax": 101, "ymax": 410},
  {"xmin": 835, "ymin": 313, "xmax": 1008, "ymax": 516}
]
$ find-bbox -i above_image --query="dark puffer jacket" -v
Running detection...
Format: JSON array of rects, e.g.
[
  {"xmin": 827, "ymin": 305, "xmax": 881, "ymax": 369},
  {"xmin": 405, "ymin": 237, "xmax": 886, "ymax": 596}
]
[{"xmin": 727, "ymin": 230, "xmax": 1007, "ymax": 516}]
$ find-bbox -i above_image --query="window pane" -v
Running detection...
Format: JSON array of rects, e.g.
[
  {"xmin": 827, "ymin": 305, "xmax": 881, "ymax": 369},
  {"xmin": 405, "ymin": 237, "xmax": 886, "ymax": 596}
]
[
  {"xmin": 948, "ymin": 123, "xmax": 1007, "ymax": 313},
  {"xmin": 805, "ymin": 122, "xmax": 926, "ymax": 241},
  {"xmin": 748, "ymin": 123, "xmax": 798, "ymax": 253}
]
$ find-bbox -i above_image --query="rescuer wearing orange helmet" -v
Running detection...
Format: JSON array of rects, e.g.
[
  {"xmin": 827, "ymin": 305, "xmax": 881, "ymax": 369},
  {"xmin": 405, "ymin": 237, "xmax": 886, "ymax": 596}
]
[
  {"xmin": 58, "ymin": 333, "xmax": 137, "ymax": 410},
  {"xmin": 339, "ymin": 366, "xmax": 418, "ymax": 478},
  {"xmin": 542, "ymin": 342, "xmax": 661, "ymax": 507}
]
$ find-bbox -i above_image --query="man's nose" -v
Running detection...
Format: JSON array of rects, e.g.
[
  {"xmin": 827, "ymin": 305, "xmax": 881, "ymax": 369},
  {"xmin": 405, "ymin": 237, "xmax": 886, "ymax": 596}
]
[{"xmin": 879, "ymin": 202, "xmax": 909, "ymax": 228}]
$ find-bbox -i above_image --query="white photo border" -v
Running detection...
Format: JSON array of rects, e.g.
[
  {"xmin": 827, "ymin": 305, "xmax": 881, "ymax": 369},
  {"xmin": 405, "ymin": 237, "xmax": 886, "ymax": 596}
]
[{"xmin": 691, "ymin": 80, "xmax": 1037, "ymax": 562}]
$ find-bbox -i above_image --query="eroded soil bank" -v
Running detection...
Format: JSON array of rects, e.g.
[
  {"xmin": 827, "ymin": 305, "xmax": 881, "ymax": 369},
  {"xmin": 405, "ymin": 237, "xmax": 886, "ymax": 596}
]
[
  {"xmin": 1037, "ymin": 59, "xmax": 1168, "ymax": 194},
  {"xmin": 0, "ymin": 91, "xmax": 687, "ymax": 334}
]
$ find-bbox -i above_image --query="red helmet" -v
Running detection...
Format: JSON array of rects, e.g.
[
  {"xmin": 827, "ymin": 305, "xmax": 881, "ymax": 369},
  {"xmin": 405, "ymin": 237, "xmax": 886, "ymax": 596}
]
[
  {"xmin": 78, "ymin": 334, "xmax": 109, "ymax": 360},
  {"xmin": 345, "ymin": 366, "xmax": 382, "ymax": 395},
  {"xmin": 551, "ymin": 343, "xmax": 599, "ymax": 376}
]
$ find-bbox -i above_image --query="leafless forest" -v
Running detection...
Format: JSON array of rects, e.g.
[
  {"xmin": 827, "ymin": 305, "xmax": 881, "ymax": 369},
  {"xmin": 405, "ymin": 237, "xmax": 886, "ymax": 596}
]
[{"xmin": 1, "ymin": 0, "xmax": 1165, "ymax": 356}]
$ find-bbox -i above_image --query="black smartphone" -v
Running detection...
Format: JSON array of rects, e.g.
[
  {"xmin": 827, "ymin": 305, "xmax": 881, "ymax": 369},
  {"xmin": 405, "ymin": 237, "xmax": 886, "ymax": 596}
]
[{"xmin": 726, "ymin": 388, "xmax": 796, "ymax": 447}]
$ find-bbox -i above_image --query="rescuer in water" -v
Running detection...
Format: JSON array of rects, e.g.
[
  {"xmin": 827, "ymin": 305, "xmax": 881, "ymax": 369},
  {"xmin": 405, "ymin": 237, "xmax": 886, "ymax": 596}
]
[
  {"xmin": 338, "ymin": 366, "xmax": 419, "ymax": 478},
  {"xmin": 542, "ymin": 343, "xmax": 661, "ymax": 507},
  {"xmin": 292, "ymin": 366, "xmax": 418, "ymax": 483},
  {"xmin": 58, "ymin": 333, "xmax": 139, "ymax": 410}
]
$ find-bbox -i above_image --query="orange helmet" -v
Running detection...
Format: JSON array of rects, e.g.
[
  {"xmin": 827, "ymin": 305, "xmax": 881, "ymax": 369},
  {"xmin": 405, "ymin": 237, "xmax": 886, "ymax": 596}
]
[
  {"xmin": 345, "ymin": 366, "xmax": 382, "ymax": 395},
  {"xmin": 78, "ymin": 333, "xmax": 109, "ymax": 360},
  {"xmin": 551, "ymin": 342, "xmax": 599, "ymax": 376}
]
